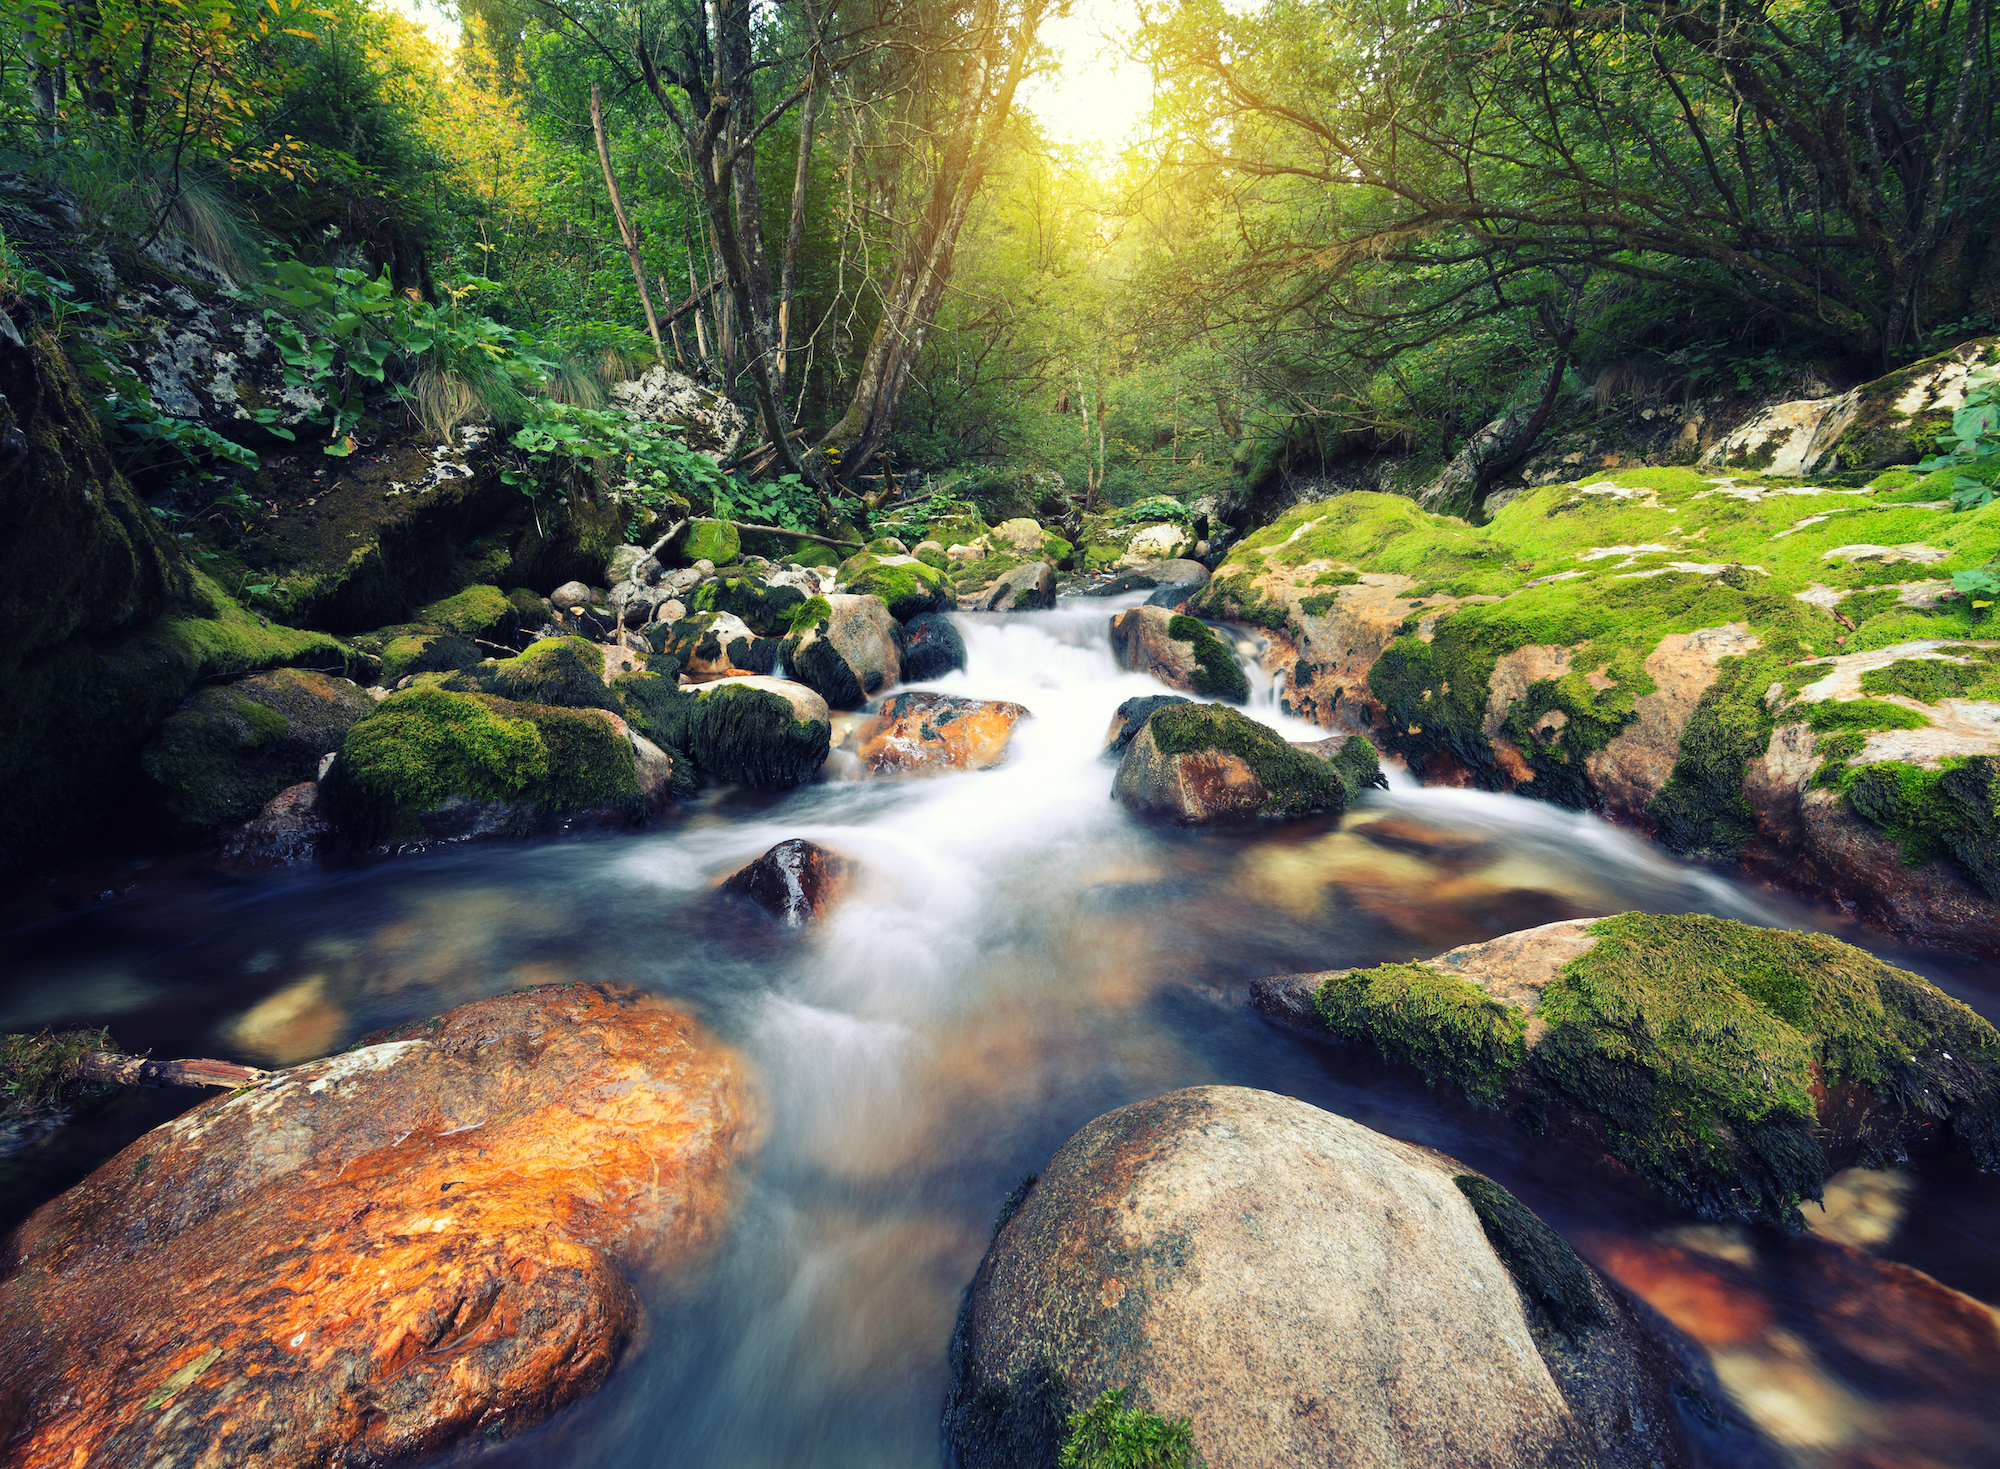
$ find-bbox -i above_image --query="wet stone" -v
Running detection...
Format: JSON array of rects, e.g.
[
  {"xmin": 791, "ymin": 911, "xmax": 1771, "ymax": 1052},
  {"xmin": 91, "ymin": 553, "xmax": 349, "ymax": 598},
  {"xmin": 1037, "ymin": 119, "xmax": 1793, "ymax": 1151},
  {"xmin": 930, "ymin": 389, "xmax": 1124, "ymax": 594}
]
[{"xmin": 721, "ymin": 838, "xmax": 852, "ymax": 925}]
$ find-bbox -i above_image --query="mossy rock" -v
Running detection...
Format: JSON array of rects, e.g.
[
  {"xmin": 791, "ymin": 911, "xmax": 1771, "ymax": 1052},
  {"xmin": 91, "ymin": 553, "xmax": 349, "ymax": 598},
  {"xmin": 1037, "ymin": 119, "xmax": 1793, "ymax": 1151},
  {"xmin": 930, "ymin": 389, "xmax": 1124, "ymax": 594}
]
[
  {"xmin": 321, "ymin": 685, "xmax": 641, "ymax": 844},
  {"xmin": 683, "ymin": 519, "xmax": 741, "ymax": 565},
  {"xmin": 688, "ymin": 679, "xmax": 832, "ymax": 789},
  {"xmin": 2, "ymin": 569, "xmax": 352, "ymax": 873},
  {"xmin": 688, "ymin": 575, "xmax": 809, "ymax": 636},
  {"xmin": 438, "ymin": 636, "xmax": 622, "ymax": 714},
  {"xmin": 413, "ymin": 585, "xmax": 515, "ymax": 641},
  {"xmin": 379, "ymin": 632, "xmax": 483, "ymax": 683},
  {"xmin": 1270, "ymin": 912, "xmax": 2000, "ymax": 1228},
  {"xmin": 140, "ymin": 669, "xmax": 373, "ymax": 834},
  {"xmin": 1040, "ymin": 533, "xmax": 1075, "ymax": 569},
  {"xmin": 914, "ymin": 545, "xmax": 950, "ymax": 571},
  {"xmin": 613, "ymin": 671, "xmax": 705, "ymax": 760},
  {"xmin": 838, "ymin": 553, "xmax": 948, "ymax": 620},
  {"xmin": 1832, "ymin": 337, "xmax": 1996, "ymax": 472},
  {"xmin": 1115, "ymin": 703, "xmax": 1353, "ymax": 823},
  {"xmin": 1166, "ymin": 615, "xmax": 1249, "ymax": 702}
]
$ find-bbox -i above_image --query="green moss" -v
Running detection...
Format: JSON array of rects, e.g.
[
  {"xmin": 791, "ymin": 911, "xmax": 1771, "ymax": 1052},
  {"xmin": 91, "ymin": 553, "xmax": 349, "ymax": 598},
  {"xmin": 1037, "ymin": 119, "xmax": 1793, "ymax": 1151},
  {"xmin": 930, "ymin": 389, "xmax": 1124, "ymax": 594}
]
[
  {"xmin": 1057, "ymin": 1389, "xmax": 1200, "ymax": 1469},
  {"xmin": 1313, "ymin": 962, "xmax": 1529, "ymax": 1106},
  {"xmin": 324, "ymin": 685, "xmax": 641, "ymax": 840},
  {"xmin": 1146, "ymin": 703, "xmax": 1349, "ymax": 818},
  {"xmin": 786, "ymin": 595, "xmax": 833, "ymax": 635},
  {"xmin": 614, "ymin": 672, "xmax": 703, "ymax": 758},
  {"xmin": 0, "ymin": 1028, "xmax": 116, "ymax": 1122},
  {"xmin": 1834, "ymin": 756, "xmax": 2000, "ymax": 896},
  {"xmin": 689, "ymin": 683, "xmax": 830, "ymax": 789},
  {"xmin": 328, "ymin": 686, "xmax": 547, "ymax": 835},
  {"xmin": 1313, "ymin": 569, "xmax": 1361, "ymax": 587},
  {"xmin": 1042, "ymin": 533, "xmax": 1076, "ymax": 569},
  {"xmin": 1326, "ymin": 734, "xmax": 1387, "ymax": 797},
  {"xmin": 1191, "ymin": 574, "xmax": 1289, "ymax": 631},
  {"xmin": 414, "ymin": 584, "xmax": 512, "ymax": 638},
  {"xmin": 1533, "ymin": 913, "xmax": 2000, "ymax": 1225},
  {"xmin": 1805, "ymin": 697, "xmax": 1932, "ymax": 731},
  {"xmin": 506, "ymin": 586, "xmax": 547, "ymax": 622},
  {"xmin": 1166, "ymin": 615, "xmax": 1249, "ymax": 702},
  {"xmin": 915, "ymin": 545, "xmax": 949, "ymax": 570},
  {"xmin": 699, "ymin": 575, "xmax": 811, "ymax": 635},
  {"xmin": 441, "ymin": 636, "xmax": 621, "ymax": 713},
  {"xmin": 1452, "ymin": 1176, "xmax": 1607, "ymax": 1334},
  {"xmin": 380, "ymin": 632, "xmax": 481, "ymax": 682},
  {"xmin": 841, "ymin": 554, "xmax": 947, "ymax": 620},
  {"xmin": 684, "ymin": 519, "xmax": 740, "ymax": 565},
  {"xmin": 1859, "ymin": 649, "xmax": 2000, "ymax": 702}
]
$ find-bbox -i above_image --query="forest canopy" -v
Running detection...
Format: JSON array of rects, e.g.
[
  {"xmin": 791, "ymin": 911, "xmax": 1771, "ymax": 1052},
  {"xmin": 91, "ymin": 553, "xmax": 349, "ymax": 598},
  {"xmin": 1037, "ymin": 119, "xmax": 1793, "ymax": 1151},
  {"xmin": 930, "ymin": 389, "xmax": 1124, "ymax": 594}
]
[{"xmin": 1, "ymin": 0, "xmax": 1994, "ymax": 531}]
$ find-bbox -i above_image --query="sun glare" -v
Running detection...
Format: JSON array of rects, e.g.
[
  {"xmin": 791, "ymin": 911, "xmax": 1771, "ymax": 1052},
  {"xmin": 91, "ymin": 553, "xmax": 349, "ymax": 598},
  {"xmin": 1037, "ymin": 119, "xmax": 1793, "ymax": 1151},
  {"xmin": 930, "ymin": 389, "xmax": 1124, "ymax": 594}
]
[{"xmin": 1019, "ymin": 0, "xmax": 1155, "ymax": 163}]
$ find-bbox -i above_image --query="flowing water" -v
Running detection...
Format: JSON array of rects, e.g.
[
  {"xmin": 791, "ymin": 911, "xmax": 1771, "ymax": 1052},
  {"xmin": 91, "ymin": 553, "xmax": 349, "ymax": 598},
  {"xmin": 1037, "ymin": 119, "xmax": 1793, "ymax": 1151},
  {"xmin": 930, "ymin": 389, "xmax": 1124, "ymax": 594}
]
[{"xmin": 5, "ymin": 595, "xmax": 2000, "ymax": 1467}]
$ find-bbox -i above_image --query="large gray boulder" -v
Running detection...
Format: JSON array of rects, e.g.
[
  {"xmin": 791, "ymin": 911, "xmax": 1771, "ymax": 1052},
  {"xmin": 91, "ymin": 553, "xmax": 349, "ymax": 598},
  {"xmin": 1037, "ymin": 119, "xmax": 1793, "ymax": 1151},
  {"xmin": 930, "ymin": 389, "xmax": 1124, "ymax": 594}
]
[{"xmin": 945, "ymin": 1086, "xmax": 1717, "ymax": 1469}]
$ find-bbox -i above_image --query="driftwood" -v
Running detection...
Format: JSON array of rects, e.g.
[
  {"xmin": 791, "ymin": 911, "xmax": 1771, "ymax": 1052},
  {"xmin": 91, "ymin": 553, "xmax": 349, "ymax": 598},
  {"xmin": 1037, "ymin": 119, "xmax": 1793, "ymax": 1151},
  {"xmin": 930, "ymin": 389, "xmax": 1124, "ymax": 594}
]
[
  {"xmin": 717, "ymin": 519, "xmax": 862, "ymax": 550},
  {"xmin": 73, "ymin": 1052, "xmax": 271, "ymax": 1090}
]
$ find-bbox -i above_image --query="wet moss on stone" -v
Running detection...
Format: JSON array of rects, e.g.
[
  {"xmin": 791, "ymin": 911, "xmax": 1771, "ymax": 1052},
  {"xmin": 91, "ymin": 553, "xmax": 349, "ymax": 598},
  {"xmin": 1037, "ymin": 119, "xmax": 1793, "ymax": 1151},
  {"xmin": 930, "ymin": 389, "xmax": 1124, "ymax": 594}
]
[
  {"xmin": 380, "ymin": 632, "xmax": 481, "ymax": 682},
  {"xmin": 701, "ymin": 576, "xmax": 809, "ymax": 635},
  {"xmin": 1836, "ymin": 756, "xmax": 2000, "ymax": 897},
  {"xmin": 839, "ymin": 555, "xmax": 947, "ymax": 621},
  {"xmin": 1165, "ymin": 616, "xmax": 1249, "ymax": 703},
  {"xmin": 1533, "ymin": 913, "xmax": 2000, "ymax": 1226},
  {"xmin": 1057, "ymin": 1389, "xmax": 1201, "ymax": 1469},
  {"xmin": 613, "ymin": 673, "xmax": 703, "ymax": 769},
  {"xmin": 1311, "ymin": 962, "xmax": 1529, "ymax": 1107},
  {"xmin": 1326, "ymin": 735, "xmax": 1387, "ymax": 797},
  {"xmin": 1108, "ymin": 696, "xmax": 1190, "ymax": 758},
  {"xmin": 784, "ymin": 629, "xmax": 866, "ymax": 710},
  {"xmin": 689, "ymin": 683, "xmax": 831, "ymax": 789},
  {"xmin": 413, "ymin": 584, "xmax": 512, "ymax": 639},
  {"xmin": 1805, "ymin": 698, "xmax": 1932, "ymax": 731},
  {"xmin": 1451, "ymin": 1176, "xmax": 1608, "ymax": 1335},
  {"xmin": 441, "ymin": 636, "xmax": 621, "ymax": 713},
  {"xmin": 1146, "ymin": 703, "xmax": 1349, "ymax": 818},
  {"xmin": 1859, "ymin": 648, "xmax": 2000, "ymax": 702},
  {"xmin": 683, "ymin": 519, "xmax": 740, "ymax": 565}
]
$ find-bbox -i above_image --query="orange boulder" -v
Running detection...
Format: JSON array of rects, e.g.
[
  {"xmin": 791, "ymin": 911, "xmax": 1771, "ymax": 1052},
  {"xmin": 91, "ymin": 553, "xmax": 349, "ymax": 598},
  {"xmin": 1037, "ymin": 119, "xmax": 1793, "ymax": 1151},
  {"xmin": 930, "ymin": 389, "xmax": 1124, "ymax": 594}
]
[
  {"xmin": 0, "ymin": 981, "xmax": 754, "ymax": 1467},
  {"xmin": 839, "ymin": 691, "xmax": 1030, "ymax": 776}
]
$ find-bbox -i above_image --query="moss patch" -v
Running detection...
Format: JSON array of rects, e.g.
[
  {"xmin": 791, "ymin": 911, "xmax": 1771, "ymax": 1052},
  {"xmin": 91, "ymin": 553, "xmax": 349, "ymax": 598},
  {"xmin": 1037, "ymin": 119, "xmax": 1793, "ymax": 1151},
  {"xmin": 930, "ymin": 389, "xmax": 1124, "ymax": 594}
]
[
  {"xmin": 1313, "ymin": 963, "xmax": 1529, "ymax": 1106},
  {"xmin": 1804, "ymin": 698, "xmax": 1931, "ymax": 731},
  {"xmin": 689, "ymin": 683, "xmax": 830, "ymax": 789},
  {"xmin": 440, "ymin": 636, "xmax": 621, "ymax": 713},
  {"xmin": 1, "ymin": 1028, "xmax": 116, "ymax": 1123},
  {"xmin": 1147, "ymin": 703, "xmax": 1350, "ymax": 818},
  {"xmin": 839, "ymin": 554, "xmax": 947, "ymax": 620},
  {"xmin": 1533, "ymin": 913, "xmax": 2000, "ymax": 1225},
  {"xmin": 1057, "ymin": 1388, "xmax": 1200, "ymax": 1469},
  {"xmin": 1452, "ymin": 1175, "xmax": 1607, "ymax": 1335},
  {"xmin": 380, "ymin": 632, "xmax": 481, "ymax": 682},
  {"xmin": 1859, "ymin": 648, "xmax": 2000, "ymax": 702},
  {"xmin": 323, "ymin": 685, "xmax": 639, "ymax": 841},
  {"xmin": 1166, "ymin": 615, "xmax": 1249, "ymax": 702},
  {"xmin": 414, "ymin": 584, "xmax": 512, "ymax": 639},
  {"xmin": 1834, "ymin": 757, "xmax": 2000, "ymax": 897},
  {"xmin": 683, "ymin": 519, "xmax": 740, "ymax": 565}
]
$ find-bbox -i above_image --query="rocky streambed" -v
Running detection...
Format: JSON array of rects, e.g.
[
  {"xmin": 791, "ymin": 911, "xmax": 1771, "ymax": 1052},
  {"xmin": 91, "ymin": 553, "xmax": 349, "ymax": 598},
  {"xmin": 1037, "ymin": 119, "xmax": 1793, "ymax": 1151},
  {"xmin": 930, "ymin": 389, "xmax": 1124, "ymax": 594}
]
[{"xmin": 3, "ymin": 591, "xmax": 1999, "ymax": 1469}]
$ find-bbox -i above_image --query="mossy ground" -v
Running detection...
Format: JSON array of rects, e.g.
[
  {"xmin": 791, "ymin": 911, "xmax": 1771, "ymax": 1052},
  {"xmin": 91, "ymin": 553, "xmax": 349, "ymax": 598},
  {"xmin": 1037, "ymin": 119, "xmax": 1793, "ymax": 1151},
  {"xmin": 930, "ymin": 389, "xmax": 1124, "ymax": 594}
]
[
  {"xmin": 1146, "ymin": 703, "xmax": 1351, "ymax": 818},
  {"xmin": 440, "ymin": 637, "xmax": 622, "ymax": 713},
  {"xmin": 1165, "ymin": 616, "xmax": 1249, "ymax": 702},
  {"xmin": 1310, "ymin": 913, "xmax": 2000, "ymax": 1227}
]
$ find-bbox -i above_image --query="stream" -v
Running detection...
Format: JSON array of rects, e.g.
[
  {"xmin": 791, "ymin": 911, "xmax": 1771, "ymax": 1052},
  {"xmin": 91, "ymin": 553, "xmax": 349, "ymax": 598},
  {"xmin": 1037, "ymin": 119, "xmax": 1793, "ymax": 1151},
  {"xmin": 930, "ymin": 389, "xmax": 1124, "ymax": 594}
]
[{"xmin": 5, "ymin": 593, "xmax": 1999, "ymax": 1468}]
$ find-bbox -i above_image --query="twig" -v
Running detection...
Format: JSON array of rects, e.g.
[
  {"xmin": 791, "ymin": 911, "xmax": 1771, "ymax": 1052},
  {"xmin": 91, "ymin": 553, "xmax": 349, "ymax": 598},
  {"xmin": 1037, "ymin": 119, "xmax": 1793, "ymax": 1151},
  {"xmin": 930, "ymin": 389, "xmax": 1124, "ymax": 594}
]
[
  {"xmin": 717, "ymin": 518, "xmax": 862, "ymax": 549},
  {"xmin": 75, "ymin": 1052, "xmax": 270, "ymax": 1090}
]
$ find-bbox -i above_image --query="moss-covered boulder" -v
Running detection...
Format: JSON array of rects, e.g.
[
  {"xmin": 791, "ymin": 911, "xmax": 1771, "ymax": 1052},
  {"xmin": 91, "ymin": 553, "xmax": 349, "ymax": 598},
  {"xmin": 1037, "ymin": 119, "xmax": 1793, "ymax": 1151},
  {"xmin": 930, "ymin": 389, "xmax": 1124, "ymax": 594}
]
[
  {"xmin": 946, "ymin": 1087, "xmax": 1708, "ymax": 1469},
  {"xmin": 1113, "ymin": 703, "xmax": 1369, "ymax": 823},
  {"xmin": 782, "ymin": 595, "xmax": 903, "ymax": 709},
  {"xmin": 1194, "ymin": 470, "xmax": 2000, "ymax": 950},
  {"xmin": 378, "ymin": 631, "xmax": 483, "ymax": 682},
  {"xmin": 683, "ymin": 519, "xmax": 740, "ymax": 566},
  {"xmin": 436, "ymin": 636, "xmax": 622, "ymax": 713},
  {"xmin": 1102, "ymin": 695, "xmax": 1191, "ymax": 757},
  {"xmin": 687, "ymin": 677, "xmax": 831, "ymax": 789},
  {"xmin": 952, "ymin": 555, "xmax": 1056, "ymax": 612},
  {"xmin": 320, "ymin": 686, "xmax": 647, "ymax": 846},
  {"xmin": 141, "ymin": 670, "xmax": 373, "ymax": 835},
  {"xmin": 836, "ymin": 552, "xmax": 949, "ymax": 620},
  {"xmin": 412, "ymin": 584, "xmax": 518, "ymax": 642},
  {"xmin": 687, "ymin": 573, "xmax": 810, "ymax": 636},
  {"xmin": 1250, "ymin": 913, "xmax": 2000, "ymax": 1228},
  {"xmin": 1108, "ymin": 606, "xmax": 1248, "ymax": 702}
]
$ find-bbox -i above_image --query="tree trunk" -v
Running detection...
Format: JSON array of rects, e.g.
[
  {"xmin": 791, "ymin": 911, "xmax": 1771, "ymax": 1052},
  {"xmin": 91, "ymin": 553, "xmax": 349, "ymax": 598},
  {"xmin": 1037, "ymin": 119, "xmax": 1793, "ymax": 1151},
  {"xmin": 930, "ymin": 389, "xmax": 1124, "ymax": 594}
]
[
  {"xmin": 591, "ymin": 83, "xmax": 668, "ymax": 364},
  {"xmin": 811, "ymin": 0, "xmax": 1050, "ymax": 482}
]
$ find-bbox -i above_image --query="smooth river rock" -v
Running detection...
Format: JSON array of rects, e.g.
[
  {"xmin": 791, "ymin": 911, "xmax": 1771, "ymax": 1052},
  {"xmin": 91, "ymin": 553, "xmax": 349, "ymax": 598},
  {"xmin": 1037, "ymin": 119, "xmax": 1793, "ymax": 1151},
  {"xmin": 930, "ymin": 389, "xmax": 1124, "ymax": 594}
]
[
  {"xmin": 839, "ymin": 691, "xmax": 1030, "ymax": 776},
  {"xmin": 945, "ymin": 1086, "xmax": 1708, "ymax": 1469},
  {"xmin": 721, "ymin": 837, "xmax": 852, "ymax": 924},
  {"xmin": 0, "ymin": 982, "xmax": 754, "ymax": 1466}
]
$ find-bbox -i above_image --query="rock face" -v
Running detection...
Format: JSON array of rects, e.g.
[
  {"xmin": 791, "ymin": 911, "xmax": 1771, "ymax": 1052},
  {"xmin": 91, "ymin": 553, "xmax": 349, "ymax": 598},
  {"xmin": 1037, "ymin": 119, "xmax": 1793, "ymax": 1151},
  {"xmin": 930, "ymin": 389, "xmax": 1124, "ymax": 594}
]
[
  {"xmin": 607, "ymin": 365, "xmax": 748, "ymax": 460},
  {"xmin": 721, "ymin": 838, "xmax": 850, "ymax": 924},
  {"xmin": 1191, "ymin": 468, "xmax": 2000, "ymax": 954},
  {"xmin": 957, "ymin": 560, "xmax": 1056, "ymax": 612},
  {"xmin": 1249, "ymin": 913, "xmax": 2000, "ymax": 1228},
  {"xmin": 141, "ymin": 669, "xmax": 374, "ymax": 835},
  {"xmin": 0, "ymin": 982, "xmax": 752, "ymax": 1467},
  {"xmin": 783, "ymin": 594, "xmax": 903, "ymax": 709},
  {"xmin": 1109, "ymin": 606, "xmax": 1248, "ymax": 702},
  {"xmin": 217, "ymin": 781, "xmax": 336, "ymax": 870},
  {"xmin": 945, "ymin": 1087, "xmax": 1703, "ymax": 1469},
  {"xmin": 1113, "ymin": 702, "xmax": 1372, "ymax": 824},
  {"xmin": 839, "ymin": 692, "xmax": 1030, "ymax": 776}
]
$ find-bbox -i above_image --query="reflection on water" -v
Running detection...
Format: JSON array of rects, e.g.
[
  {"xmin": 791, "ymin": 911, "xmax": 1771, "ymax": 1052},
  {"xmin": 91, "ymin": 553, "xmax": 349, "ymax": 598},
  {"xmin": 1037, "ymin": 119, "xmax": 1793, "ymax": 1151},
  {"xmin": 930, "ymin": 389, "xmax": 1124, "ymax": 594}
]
[{"xmin": 4, "ymin": 597, "xmax": 1999, "ymax": 1468}]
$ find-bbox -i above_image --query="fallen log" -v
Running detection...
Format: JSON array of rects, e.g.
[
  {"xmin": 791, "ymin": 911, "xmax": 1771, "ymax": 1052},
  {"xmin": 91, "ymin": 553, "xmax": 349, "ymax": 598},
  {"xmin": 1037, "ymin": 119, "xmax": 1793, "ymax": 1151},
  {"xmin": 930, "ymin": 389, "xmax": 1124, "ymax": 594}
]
[{"xmin": 72, "ymin": 1052, "xmax": 271, "ymax": 1090}]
